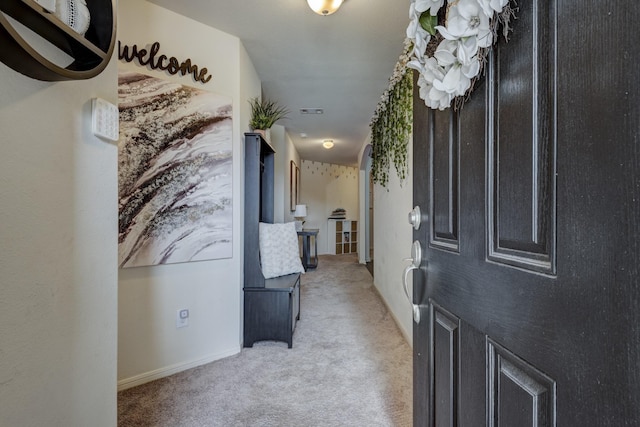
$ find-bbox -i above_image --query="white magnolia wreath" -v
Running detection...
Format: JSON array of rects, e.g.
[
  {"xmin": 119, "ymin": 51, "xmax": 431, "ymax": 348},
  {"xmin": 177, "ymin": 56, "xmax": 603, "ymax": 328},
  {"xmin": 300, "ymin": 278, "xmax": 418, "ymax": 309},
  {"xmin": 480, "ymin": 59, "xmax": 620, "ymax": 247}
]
[{"xmin": 407, "ymin": 0, "xmax": 516, "ymax": 110}]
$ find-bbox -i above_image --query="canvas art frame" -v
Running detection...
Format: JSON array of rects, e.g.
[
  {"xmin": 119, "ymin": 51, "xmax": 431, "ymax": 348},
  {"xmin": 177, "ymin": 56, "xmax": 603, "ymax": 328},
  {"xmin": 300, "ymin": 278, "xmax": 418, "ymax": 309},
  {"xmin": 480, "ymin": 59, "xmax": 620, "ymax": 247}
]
[
  {"xmin": 290, "ymin": 160, "xmax": 299, "ymax": 211},
  {"xmin": 117, "ymin": 70, "xmax": 233, "ymax": 268}
]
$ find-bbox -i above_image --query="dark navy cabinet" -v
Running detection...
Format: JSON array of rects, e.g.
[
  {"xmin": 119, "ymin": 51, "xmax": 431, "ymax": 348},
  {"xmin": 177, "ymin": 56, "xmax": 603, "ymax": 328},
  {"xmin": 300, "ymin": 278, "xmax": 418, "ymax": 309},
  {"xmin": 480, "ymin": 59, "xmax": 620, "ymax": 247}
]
[
  {"xmin": 243, "ymin": 133, "xmax": 300, "ymax": 348},
  {"xmin": 243, "ymin": 274, "xmax": 300, "ymax": 348}
]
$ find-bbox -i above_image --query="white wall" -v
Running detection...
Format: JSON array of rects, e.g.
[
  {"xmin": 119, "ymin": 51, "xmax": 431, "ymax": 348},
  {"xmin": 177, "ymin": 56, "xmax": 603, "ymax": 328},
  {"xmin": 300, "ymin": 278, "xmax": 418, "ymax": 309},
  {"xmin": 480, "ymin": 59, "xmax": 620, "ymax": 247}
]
[
  {"xmin": 360, "ymin": 138, "xmax": 414, "ymax": 345},
  {"xmin": 117, "ymin": 0, "xmax": 261, "ymax": 389},
  {"xmin": 238, "ymin": 36, "xmax": 263, "ymax": 343},
  {"xmin": 300, "ymin": 160, "xmax": 359, "ymax": 254},
  {"xmin": 357, "ymin": 140, "xmax": 373, "ymax": 264},
  {"xmin": 272, "ymin": 127, "xmax": 301, "ymax": 223},
  {"xmin": 0, "ymin": 38, "xmax": 118, "ymax": 427}
]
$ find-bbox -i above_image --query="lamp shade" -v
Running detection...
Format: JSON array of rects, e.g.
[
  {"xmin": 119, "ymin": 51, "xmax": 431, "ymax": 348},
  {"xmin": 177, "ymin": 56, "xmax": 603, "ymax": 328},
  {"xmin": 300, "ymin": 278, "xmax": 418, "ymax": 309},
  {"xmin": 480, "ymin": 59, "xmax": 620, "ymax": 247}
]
[
  {"xmin": 307, "ymin": 0, "xmax": 343, "ymax": 16},
  {"xmin": 294, "ymin": 204, "xmax": 307, "ymax": 217}
]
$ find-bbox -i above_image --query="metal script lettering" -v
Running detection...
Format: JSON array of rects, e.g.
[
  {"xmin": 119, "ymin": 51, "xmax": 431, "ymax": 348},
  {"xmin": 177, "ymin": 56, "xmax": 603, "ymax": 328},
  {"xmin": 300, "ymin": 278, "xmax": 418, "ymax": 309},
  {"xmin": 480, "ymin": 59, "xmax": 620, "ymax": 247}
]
[{"xmin": 118, "ymin": 41, "xmax": 212, "ymax": 84}]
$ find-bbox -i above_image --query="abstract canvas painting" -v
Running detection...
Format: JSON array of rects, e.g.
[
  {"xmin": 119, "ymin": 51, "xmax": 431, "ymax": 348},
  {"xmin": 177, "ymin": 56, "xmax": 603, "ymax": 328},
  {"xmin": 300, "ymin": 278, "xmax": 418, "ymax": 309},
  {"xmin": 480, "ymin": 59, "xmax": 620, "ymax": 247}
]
[{"xmin": 118, "ymin": 71, "xmax": 233, "ymax": 268}]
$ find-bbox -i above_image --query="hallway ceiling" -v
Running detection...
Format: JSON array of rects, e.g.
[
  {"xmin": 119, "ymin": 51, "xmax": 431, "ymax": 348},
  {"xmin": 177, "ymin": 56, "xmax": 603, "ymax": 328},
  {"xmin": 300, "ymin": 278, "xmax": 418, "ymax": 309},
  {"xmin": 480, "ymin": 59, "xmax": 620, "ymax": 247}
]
[{"xmin": 147, "ymin": 0, "xmax": 410, "ymax": 166}]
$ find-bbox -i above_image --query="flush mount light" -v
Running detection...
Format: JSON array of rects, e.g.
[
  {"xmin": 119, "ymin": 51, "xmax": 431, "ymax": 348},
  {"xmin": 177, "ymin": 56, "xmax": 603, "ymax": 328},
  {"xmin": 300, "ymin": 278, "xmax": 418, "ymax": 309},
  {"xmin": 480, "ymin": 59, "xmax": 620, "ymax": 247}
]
[
  {"xmin": 323, "ymin": 140, "xmax": 334, "ymax": 149},
  {"xmin": 307, "ymin": 0, "xmax": 344, "ymax": 16}
]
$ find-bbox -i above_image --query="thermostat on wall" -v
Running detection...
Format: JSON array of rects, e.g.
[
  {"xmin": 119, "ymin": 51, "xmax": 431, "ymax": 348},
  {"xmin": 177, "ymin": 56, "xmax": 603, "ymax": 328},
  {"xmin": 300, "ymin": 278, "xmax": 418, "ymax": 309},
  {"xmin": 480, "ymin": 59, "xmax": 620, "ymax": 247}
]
[{"xmin": 92, "ymin": 98, "xmax": 119, "ymax": 142}]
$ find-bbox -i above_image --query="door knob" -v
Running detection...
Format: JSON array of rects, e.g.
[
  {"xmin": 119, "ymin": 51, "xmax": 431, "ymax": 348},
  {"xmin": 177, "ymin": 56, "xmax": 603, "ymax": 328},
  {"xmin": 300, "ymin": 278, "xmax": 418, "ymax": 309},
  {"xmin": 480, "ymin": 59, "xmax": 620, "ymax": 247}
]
[
  {"xmin": 403, "ymin": 240, "xmax": 423, "ymax": 324},
  {"xmin": 408, "ymin": 206, "xmax": 422, "ymax": 230}
]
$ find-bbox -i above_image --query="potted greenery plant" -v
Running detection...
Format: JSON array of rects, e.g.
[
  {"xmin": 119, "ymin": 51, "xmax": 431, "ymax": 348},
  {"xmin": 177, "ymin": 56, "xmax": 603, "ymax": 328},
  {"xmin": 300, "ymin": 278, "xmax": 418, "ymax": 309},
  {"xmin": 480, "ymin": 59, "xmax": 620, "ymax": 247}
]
[{"xmin": 248, "ymin": 97, "xmax": 289, "ymax": 139}]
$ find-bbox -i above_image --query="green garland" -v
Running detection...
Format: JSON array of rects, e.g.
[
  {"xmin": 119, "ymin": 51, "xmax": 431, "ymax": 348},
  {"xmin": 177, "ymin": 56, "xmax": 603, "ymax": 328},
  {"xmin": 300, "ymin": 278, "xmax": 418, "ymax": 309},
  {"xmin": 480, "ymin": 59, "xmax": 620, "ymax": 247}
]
[{"xmin": 370, "ymin": 41, "xmax": 413, "ymax": 188}]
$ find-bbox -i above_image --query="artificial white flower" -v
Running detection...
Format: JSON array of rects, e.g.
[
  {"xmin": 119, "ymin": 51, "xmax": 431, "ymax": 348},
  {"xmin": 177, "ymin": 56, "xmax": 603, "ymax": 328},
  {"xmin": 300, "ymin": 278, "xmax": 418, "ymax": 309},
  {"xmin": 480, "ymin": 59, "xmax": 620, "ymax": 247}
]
[
  {"xmin": 409, "ymin": 26, "xmax": 430, "ymax": 58},
  {"xmin": 407, "ymin": 2, "xmax": 431, "ymax": 59},
  {"xmin": 423, "ymin": 57, "xmax": 454, "ymax": 109},
  {"xmin": 423, "ymin": 57, "xmax": 447, "ymax": 84},
  {"xmin": 415, "ymin": 0, "xmax": 445, "ymax": 16},
  {"xmin": 478, "ymin": 0, "xmax": 509, "ymax": 17},
  {"xmin": 433, "ymin": 63, "xmax": 474, "ymax": 96},
  {"xmin": 417, "ymin": 71, "xmax": 442, "ymax": 110},
  {"xmin": 406, "ymin": 0, "xmax": 512, "ymax": 110},
  {"xmin": 436, "ymin": 0, "xmax": 491, "ymax": 41},
  {"xmin": 433, "ymin": 39, "xmax": 457, "ymax": 67},
  {"xmin": 411, "ymin": 0, "xmax": 423, "ymax": 16},
  {"xmin": 461, "ymin": 57, "xmax": 480, "ymax": 79},
  {"xmin": 455, "ymin": 36, "xmax": 480, "ymax": 65},
  {"xmin": 428, "ymin": 85, "xmax": 453, "ymax": 110},
  {"xmin": 416, "ymin": 73, "xmax": 432, "ymax": 103},
  {"xmin": 406, "ymin": 59, "xmax": 425, "ymax": 73}
]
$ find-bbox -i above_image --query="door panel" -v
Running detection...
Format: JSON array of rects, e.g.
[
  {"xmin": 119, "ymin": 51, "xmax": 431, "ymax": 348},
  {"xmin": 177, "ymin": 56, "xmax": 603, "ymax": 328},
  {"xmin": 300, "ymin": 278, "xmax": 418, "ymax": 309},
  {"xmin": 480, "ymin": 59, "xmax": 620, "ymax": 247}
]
[
  {"xmin": 430, "ymin": 109, "xmax": 460, "ymax": 252},
  {"xmin": 458, "ymin": 320, "xmax": 487, "ymax": 426},
  {"xmin": 487, "ymin": 0, "xmax": 557, "ymax": 274},
  {"xmin": 412, "ymin": 0, "xmax": 640, "ymax": 426},
  {"xmin": 488, "ymin": 338, "xmax": 555, "ymax": 427},
  {"xmin": 433, "ymin": 304, "xmax": 459, "ymax": 427}
]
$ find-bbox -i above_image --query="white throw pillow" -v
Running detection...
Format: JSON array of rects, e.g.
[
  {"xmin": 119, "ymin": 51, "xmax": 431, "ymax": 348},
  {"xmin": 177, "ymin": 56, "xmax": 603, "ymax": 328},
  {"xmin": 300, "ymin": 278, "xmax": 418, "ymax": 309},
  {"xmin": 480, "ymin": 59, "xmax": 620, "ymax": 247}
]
[{"xmin": 259, "ymin": 222, "xmax": 305, "ymax": 279}]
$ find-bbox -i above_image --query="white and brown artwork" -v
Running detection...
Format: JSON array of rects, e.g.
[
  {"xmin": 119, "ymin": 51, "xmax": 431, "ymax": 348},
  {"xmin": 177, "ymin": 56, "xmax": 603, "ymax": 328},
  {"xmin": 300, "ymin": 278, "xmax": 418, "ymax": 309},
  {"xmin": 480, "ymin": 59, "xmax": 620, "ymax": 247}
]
[{"xmin": 118, "ymin": 71, "xmax": 233, "ymax": 268}]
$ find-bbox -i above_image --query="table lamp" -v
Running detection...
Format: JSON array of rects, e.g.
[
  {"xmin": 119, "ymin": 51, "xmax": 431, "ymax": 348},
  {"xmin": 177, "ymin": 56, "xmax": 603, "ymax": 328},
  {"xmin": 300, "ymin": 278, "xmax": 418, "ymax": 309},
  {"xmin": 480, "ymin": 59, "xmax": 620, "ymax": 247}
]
[{"xmin": 293, "ymin": 204, "xmax": 307, "ymax": 231}]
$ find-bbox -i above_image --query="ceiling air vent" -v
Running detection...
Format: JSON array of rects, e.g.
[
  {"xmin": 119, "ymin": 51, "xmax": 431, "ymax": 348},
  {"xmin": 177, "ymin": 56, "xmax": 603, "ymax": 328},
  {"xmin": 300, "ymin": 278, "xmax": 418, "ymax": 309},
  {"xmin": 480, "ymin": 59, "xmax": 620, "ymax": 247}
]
[{"xmin": 300, "ymin": 108, "xmax": 324, "ymax": 114}]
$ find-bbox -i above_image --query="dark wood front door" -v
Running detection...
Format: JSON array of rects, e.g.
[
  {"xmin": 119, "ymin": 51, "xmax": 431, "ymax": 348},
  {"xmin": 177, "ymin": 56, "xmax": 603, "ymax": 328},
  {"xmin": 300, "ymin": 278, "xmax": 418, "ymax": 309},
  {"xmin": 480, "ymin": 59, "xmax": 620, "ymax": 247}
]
[{"xmin": 411, "ymin": 1, "xmax": 640, "ymax": 426}]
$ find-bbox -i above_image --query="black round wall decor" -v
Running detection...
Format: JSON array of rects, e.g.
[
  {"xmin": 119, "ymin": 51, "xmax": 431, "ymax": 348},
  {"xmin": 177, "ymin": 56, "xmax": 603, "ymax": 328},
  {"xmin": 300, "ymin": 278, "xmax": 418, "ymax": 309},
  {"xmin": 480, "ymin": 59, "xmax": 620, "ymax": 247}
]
[{"xmin": 0, "ymin": 0, "xmax": 116, "ymax": 81}]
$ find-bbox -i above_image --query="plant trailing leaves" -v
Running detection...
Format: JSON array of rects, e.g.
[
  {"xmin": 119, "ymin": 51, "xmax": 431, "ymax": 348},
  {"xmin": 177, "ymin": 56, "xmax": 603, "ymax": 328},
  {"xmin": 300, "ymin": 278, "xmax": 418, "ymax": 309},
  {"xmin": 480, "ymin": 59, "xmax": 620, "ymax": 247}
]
[{"xmin": 370, "ymin": 44, "xmax": 413, "ymax": 188}]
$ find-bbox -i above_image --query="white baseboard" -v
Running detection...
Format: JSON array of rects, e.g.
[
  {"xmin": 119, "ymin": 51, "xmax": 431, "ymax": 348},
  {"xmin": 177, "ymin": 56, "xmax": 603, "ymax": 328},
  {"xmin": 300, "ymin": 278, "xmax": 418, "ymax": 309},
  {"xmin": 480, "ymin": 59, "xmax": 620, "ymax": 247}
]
[
  {"xmin": 371, "ymin": 284, "xmax": 413, "ymax": 349},
  {"xmin": 117, "ymin": 346, "xmax": 241, "ymax": 391}
]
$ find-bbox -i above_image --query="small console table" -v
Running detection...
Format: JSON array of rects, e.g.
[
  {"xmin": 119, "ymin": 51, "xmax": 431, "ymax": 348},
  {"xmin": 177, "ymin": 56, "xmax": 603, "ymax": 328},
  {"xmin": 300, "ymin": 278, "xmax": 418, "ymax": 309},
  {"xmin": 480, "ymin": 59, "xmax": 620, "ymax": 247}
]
[{"xmin": 297, "ymin": 229, "xmax": 319, "ymax": 270}]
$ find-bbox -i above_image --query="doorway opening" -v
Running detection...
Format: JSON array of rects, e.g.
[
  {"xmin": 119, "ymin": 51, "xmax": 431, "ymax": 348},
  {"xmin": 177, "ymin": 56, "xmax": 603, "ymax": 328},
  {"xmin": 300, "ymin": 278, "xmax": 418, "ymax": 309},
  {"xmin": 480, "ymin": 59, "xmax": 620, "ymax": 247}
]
[{"xmin": 360, "ymin": 144, "xmax": 374, "ymax": 276}]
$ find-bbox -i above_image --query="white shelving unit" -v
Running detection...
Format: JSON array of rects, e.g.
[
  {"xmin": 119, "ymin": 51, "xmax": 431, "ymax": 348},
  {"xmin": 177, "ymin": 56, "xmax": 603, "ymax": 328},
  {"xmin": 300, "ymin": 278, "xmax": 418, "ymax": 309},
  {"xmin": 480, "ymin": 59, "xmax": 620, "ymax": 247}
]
[{"xmin": 327, "ymin": 219, "xmax": 358, "ymax": 255}]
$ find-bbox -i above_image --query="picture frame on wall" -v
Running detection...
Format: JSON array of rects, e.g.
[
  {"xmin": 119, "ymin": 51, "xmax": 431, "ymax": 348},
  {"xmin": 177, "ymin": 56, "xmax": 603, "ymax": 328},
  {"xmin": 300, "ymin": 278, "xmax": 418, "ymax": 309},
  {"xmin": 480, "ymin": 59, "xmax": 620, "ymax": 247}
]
[
  {"xmin": 117, "ymin": 71, "xmax": 233, "ymax": 268},
  {"xmin": 290, "ymin": 160, "xmax": 297, "ymax": 211},
  {"xmin": 296, "ymin": 164, "xmax": 300, "ymax": 207}
]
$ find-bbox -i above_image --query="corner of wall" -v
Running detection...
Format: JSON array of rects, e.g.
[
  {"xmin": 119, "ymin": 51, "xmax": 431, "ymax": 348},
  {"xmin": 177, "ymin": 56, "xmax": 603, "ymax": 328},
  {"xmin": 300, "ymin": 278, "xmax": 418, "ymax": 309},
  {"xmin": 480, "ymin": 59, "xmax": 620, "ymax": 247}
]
[
  {"xmin": 0, "ymin": 49, "xmax": 119, "ymax": 426},
  {"xmin": 371, "ymin": 134, "xmax": 414, "ymax": 347},
  {"xmin": 116, "ymin": 0, "xmax": 262, "ymax": 388}
]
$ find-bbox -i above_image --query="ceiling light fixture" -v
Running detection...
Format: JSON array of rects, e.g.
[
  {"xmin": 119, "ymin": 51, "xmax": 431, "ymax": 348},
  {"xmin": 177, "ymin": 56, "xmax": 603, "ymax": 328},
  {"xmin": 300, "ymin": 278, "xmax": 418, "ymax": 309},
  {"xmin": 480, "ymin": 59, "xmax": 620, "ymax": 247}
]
[
  {"xmin": 307, "ymin": 0, "xmax": 344, "ymax": 16},
  {"xmin": 323, "ymin": 140, "xmax": 334, "ymax": 149}
]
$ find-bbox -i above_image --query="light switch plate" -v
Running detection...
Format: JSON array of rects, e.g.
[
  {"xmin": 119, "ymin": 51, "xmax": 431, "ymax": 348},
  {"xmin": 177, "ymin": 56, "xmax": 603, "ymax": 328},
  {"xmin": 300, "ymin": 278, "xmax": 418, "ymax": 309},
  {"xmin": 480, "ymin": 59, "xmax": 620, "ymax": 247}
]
[
  {"xmin": 176, "ymin": 309, "xmax": 189, "ymax": 328},
  {"xmin": 92, "ymin": 98, "xmax": 119, "ymax": 141}
]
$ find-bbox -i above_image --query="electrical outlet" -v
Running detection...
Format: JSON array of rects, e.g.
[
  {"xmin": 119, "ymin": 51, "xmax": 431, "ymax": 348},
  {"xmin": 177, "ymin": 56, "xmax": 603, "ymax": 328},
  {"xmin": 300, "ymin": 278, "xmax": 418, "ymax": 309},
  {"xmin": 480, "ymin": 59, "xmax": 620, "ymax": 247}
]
[{"xmin": 176, "ymin": 309, "xmax": 189, "ymax": 328}]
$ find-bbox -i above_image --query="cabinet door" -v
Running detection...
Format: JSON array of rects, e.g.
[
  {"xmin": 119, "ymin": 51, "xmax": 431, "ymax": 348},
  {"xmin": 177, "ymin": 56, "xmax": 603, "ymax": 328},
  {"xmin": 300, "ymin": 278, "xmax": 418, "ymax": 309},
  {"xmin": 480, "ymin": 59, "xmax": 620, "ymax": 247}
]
[
  {"xmin": 292, "ymin": 280, "xmax": 300, "ymax": 330},
  {"xmin": 335, "ymin": 220, "xmax": 343, "ymax": 253},
  {"xmin": 351, "ymin": 221, "xmax": 358, "ymax": 253}
]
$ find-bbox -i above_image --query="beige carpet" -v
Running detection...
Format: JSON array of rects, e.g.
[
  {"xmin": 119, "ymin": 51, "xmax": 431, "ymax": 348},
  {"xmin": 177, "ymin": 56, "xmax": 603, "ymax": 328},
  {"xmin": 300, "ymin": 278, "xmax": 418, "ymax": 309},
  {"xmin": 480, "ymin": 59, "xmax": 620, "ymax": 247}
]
[{"xmin": 118, "ymin": 254, "xmax": 412, "ymax": 426}]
